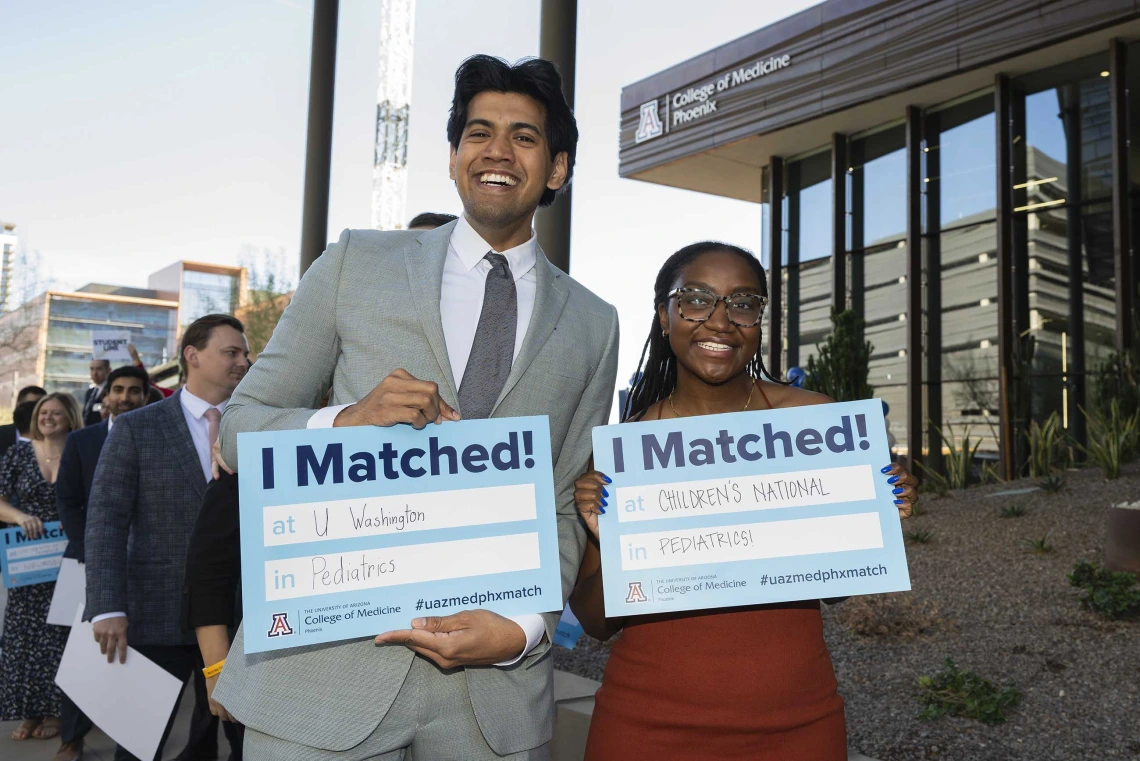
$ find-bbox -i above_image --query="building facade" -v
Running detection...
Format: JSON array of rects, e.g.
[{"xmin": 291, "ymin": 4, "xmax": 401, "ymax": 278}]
[
  {"xmin": 0, "ymin": 261, "xmax": 245, "ymax": 408},
  {"xmin": 619, "ymin": 0, "xmax": 1140, "ymax": 478}
]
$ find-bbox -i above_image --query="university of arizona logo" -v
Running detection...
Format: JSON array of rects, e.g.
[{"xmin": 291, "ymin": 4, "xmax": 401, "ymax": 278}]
[
  {"xmin": 635, "ymin": 100, "xmax": 663, "ymax": 144},
  {"xmin": 626, "ymin": 581, "xmax": 649, "ymax": 604},
  {"xmin": 267, "ymin": 612, "xmax": 294, "ymax": 638}
]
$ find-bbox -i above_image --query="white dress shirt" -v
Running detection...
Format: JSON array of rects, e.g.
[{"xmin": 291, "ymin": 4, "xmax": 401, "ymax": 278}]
[
  {"xmin": 308, "ymin": 215, "xmax": 544, "ymax": 665},
  {"xmin": 92, "ymin": 389, "xmax": 229, "ymax": 624}
]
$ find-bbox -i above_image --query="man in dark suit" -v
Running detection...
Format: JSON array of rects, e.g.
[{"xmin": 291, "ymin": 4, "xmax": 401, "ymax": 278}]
[
  {"xmin": 85, "ymin": 314, "xmax": 250, "ymax": 761},
  {"xmin": 0, "ymin": 385, "xmax": 46, "ymax": 459},
  {"xmin": 81, "ymin": 359, "xmax": 111, "ymax": 426},
  {"xmin": 52, "ymin": 366, "xmax": 148, "ymax": 761}
]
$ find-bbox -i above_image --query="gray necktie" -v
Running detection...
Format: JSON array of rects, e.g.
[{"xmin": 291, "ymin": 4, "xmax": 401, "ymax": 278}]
[{"xmin": 459, "ymin": 252, "xmax": 518, "ymax": 419}]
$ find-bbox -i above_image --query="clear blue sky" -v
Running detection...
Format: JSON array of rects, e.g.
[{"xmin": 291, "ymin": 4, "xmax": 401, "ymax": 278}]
[{"xmin": 1, "ymin": 0, "xmax": 820, "ymax": 394}]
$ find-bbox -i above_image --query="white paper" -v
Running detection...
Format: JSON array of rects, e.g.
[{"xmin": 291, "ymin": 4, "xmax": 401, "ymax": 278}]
[
  {"xmin": 46, "ymin": 558, "xmax": 86, "ymax": 626},
  {"xmin": 92, "ymin": 331, "xmax": 132, "ymax": 362},
  {"xmin": 55, "ymin": 608, "xmax": 183, "ymax": 760}
]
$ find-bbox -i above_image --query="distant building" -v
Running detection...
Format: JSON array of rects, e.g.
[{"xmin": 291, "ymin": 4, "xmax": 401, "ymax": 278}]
[
  {"xmin": 0, "ymin": 260, "xmax": 246, "ymax": 407},
  {"xmin": 0, "ymin": 222, "xmax": 16, "ymax": 314}
]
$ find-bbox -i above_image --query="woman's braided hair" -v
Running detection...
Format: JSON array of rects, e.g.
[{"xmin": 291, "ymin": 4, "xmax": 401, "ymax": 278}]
[{"xmin": 622, "ymin": 241, "xmax": 784, "ymax": 422}]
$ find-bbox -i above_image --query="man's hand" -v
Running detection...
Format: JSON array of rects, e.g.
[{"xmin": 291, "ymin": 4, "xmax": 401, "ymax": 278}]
[
  {"xmin": 334, "ymin": 369, "xmax": 460, "ymax": 430},
  {"xmin": 205, "ymin": 674, "xmax": 234, "ymax": 722},
  {"xmin": 210, "ymin": 439, "xmax": 234, "ymax": 480},
  {"xmin": 93, "ymin": 616, "xmax": 129, "ymax": 664},
  {"xmin": 374, "ymin": 610, "xmax": 526, "ymax": 669}
]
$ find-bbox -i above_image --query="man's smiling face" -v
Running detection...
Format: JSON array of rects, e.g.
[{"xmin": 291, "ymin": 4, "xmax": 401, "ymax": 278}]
[{"xmin": 450, "ymin": 91, "xmax": 567, "ymax": 231}]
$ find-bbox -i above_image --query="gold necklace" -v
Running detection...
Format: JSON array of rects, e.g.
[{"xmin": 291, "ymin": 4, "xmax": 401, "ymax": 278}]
[{"xmin": 668, "ymin": 379, "xmax": 756, "ymax": 418}]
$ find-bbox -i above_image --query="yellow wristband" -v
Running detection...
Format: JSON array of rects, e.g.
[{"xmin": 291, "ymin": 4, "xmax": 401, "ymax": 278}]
[{"xmin": 202, "ymin": 659, "xmax": 225, "ymax": 679}]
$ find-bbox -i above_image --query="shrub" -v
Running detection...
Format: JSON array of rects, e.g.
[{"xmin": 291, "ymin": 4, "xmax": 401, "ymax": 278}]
[
  {"xmin": 917, "ymin": 467, "xmax": 950, "ymax": 498},
  {"xmin": 916, "ymin": 658, "xmax": 1022, "ymax": 725},
  {"xmin": 1023, "ymin": 532, "xmax": 1053, "ymax": 554},
  {"xmin": 1026, "ymin": 411, "xmax": 1070, "ymax": 477},
  {"xmin": 937, "ymin": 423, "xmax": 981, "ymax": 489},
  {"xmin": 1038, "ymin": 473, "xmax": 1065, "ymax": 493},
  {"xmin": 1076, "ymin": 401, "xmax": 1140, "ymax": 479},
  {"xmin": 803, "ymin": 309, "xmax": 874, "ymax": 402},
  {"xmin": 1000, "ymin": 504, "xmax": 1026, "ymax": 518},
  {"xmin": 835, "ymin": 593, "xmax": 941, "ymax": 639},
  {"xmin": 906, "ymin": 528, "xmax": 934, "ymax": 544},
  {"xmin": 1068, "ymin": 561, "xmax": 1140, "ymax": 620}
]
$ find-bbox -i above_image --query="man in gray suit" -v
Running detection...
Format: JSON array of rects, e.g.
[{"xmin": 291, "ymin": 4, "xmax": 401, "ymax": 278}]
[
  {"xmin": 85, "ymin": 314, "xmax": 250, "ymax": 761},
  {"xmin": 215, "ymin": 55, "xmax": 618, "ymax": 759}
]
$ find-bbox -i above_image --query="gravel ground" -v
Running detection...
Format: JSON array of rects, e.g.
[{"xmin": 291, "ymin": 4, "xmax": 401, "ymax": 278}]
[{"xmin": 553, "ymin": 464, "xmax": 1140, "ymax": 761}]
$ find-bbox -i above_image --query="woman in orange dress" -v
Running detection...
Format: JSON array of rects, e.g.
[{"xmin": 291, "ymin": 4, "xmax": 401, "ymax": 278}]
[{"xmin": 570, "ymin": 242, "xmax": 918, "ymax": 760}]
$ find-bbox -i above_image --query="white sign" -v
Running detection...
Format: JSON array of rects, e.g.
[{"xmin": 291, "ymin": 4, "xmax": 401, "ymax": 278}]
[
  {"xmin": 92, "ymin": 331, "xmax": 132, "ymax": 362},
  {"xmin": 669, "ymin": 53, "xmax": 792, "ymax": 129},
  {"xmin": 46, "ymin": 558, "xmax": 86, "ymax": 626},
  {"xmin": 635, "ymin": 100, "xmax": 664, "ymax": 143},
  {"xmin": 55, "ymin": 608, "xmax": 183, "ymax": 761}
]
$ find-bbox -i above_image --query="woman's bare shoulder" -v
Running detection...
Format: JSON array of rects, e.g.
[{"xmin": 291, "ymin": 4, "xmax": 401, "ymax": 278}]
[
  {"xmin": 626, "ymin": 399, "xmax": 667, "ymax": 423},
  {"xmin": 760, "ymin": 382, "xmax": 834, "ymax": 409}
]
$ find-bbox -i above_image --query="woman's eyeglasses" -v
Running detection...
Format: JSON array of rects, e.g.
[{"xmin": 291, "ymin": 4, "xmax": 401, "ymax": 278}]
[{"xmin": 663, "ymin": 288, "xmax": 768, "ymax": 328}]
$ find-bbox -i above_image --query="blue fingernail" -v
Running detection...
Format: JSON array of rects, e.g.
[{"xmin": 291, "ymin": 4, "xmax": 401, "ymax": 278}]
[
  {"xmin": 599, "ymin": 507, "xmax": 606, "ymax": 514},
  {"xmin": 601, "ymin": 498, "xmax": 608, "ymax": 507},
  {"xmin": 881, "ymin": 465, "xmax": 892, "ymax": 473},
  {"xmin": 895, "ymin": 499, "xmax": 905, "ymax": 505},
  {"xmin": 887, "ymin": 475, "xmax": 899, "ymax": 484},
  {"xmin": 602, "ymin": 475, "xmax": 612, "ymax": 484},
  {"xmin": 602, "ymin": 488, "xmax": 609, "ymax": 498},
  {"xmin": 892, "ymin": 487, "xmax": 904, "ymax": 494}
]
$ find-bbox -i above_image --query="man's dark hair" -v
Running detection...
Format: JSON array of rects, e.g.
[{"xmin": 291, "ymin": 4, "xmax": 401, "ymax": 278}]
[
  {"xmin": 15, "ymin": 385, "xmax": 47, "ymax": 405},
  {"xmin": 407, "ymin": 212, "xmax": 458, "ymax": 230},
  {"xmin": 92, "ymin": 359, "xmax": 111, "ymax": 370},
  {"xmin": 107, "ymin": 365, "xmax": 150, "ymax": 393},
  {"xmin": 12, "ymin": 400, "xmax": 37, "ymax": 436},
  {"xmin": 179, "ymin": 314, "xmax": 245, "ymax": 377},
  {"xmin": 447, "ymin": 55, "xmax": 578, "ymax": 208}
]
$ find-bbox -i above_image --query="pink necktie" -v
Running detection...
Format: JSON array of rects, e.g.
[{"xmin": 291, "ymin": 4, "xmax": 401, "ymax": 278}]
[{"xmin": 204, "ymin": 408, "xmax": 221, "ymax": 448}]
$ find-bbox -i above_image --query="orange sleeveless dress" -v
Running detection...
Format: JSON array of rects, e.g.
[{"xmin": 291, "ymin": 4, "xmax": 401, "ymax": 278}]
[{"xmin": 584, "ymin": 385, "xmax": 847, "ymax": 760}]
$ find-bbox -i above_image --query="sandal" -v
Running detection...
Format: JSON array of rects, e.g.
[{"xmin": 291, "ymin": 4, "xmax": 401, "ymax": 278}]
[
  {"xmin": 33, "ymin": 716, "xmax": 61, "ymax": 740},
  {"xmin": 11, "ymin": 717, "xmax": 41, "ymax": 740}
]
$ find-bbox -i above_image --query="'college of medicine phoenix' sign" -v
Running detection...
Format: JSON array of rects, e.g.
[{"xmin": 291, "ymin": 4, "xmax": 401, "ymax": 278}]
[{"xmin": 635, "ymin": 53, "xmax": 791, "ymax": 144}]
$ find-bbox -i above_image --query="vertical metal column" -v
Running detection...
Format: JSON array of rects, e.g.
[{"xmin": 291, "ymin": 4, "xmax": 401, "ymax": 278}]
[
  {"xmin": 1011, "ymin": 83, "xmax": 1029, "ymax": 474},
  {"xmin": 994, "ymin": 75, "xmax": 1017, "ymax": 480},
  {"xmin": 1063, "ymin": 83, "xmax": 1086, "ymax": 448},
  {"xmin": 536, "ymin": 0, "xmax": 577, "ymax": 273},
  {"xmin": 923, "ymin": 111, "xmax": 943, "ymax": 477},
  {"xmin": 767, "ymin": 157, "xmax": 785, "ymax": 378},
  {"xmin": 905, "ymin": 106, "xmax": 924, "ymax": 471},
  {"xmin": 785, "ymin": 161, "xmax": 802, "ymax": 371},
  {"xmin": 1110, "ymin": 38, "xmax": 1133, "ymax": 351},
  {"xmin": 849, "ymin": 140, "xmax": 865, "ymax": 319},
  {"xmin": 831, "ymin": 134, "xmax": 848, "ymax": 315},
  {"xmin": 299, "ymin": 0, "xmax": 340, "ymax": 277}
]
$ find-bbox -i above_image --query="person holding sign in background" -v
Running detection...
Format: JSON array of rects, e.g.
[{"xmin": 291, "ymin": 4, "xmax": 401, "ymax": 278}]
[
  {"xmin": 214, "ymin": 55, "xmax": 618, "ymax": 760},
  {"xmin": 569, "ymin": 242, "xmax": 918, "ymax": 761},
  {"xmin": 0, "ymin": 393, "xmax": 82, "ymax": 741}
]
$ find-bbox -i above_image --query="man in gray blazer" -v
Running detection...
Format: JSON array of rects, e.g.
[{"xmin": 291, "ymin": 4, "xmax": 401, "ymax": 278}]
[
  {"xmin": 215, "ymin": 55, "xmax": 618, "ymax": 760},
  {"xmin": 85, "ymin": 314, "xmax": 250, "ymax": 761}
]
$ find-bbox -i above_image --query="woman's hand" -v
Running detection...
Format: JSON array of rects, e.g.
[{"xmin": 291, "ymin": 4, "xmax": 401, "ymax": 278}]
[
  {"xmin": 574, "ymin": 471, "xmax": 611, "ymax": 541},
  {"xmin": 211, "ymin": 439, "xmax": 234, "ymax": 481},
  {"xmin": 205, "ymin": 674, "xmax": 234, "ymax": 722},
  {"xmin": 882, "ymin": 462, "xmax": 918, "ymax": 519},
  {"xmin": 18, "ymin": 513, "xmax": 44, "ymax": 539}
]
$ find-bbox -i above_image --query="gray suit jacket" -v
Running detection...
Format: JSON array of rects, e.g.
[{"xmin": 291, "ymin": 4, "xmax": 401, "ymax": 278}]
[
  {"xmin": 84, "ymin": 391, "xmax": 205, "ymax": 647},
  {"xmin": 215, "ymin": 223, "xmax": 619, "ymax": 754}
]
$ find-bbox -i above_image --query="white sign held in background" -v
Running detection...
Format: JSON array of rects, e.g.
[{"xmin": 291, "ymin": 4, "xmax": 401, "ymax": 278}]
[
  {"xmin": 46, "ymin": 558, "xmax": 86, "ymax": 626},
  {"xmin": 92, "ymin": 331, "xmax": 132, "ymax": 362},
  {"xmin": 55, "ymin": 608, "xmax": 182, "ymax": 761}
]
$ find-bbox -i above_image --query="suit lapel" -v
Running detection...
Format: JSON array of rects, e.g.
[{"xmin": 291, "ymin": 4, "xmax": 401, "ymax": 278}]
[
  {"xmin": 491, "ymin": 249, "xmax": 569, "ymax": 415},
  {"xmin": 164, "ymin": 391, "xmax": 207, "ymax": 500},
  {"xmin": 405, "ymin": 222, "xmax": 460, "ymax": 403}
]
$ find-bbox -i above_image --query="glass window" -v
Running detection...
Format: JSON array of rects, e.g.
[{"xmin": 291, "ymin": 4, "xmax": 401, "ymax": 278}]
[
  {"xmin": 847, "ymin": 125, "xmax": 908, "ymax": 451},
  {"xmin": 1014, "ymin": 53, "xmax": 1113, "ymax": 440},
  {"xmin": 181, "ymin": 270, "xmax": 238, "ymax": 328},
  {"xmin": 924, "ymin": 97, "xmax": 999, "ymax": 454},
  {"xmin": 781, "ymin": 149, "xmax": 832, "ymax": 371}
]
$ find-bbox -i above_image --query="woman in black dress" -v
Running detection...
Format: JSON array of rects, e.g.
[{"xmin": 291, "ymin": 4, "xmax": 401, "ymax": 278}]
[{"xmin": 0, "ymin": 392, "xmax": 83, "ymax": 741}]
